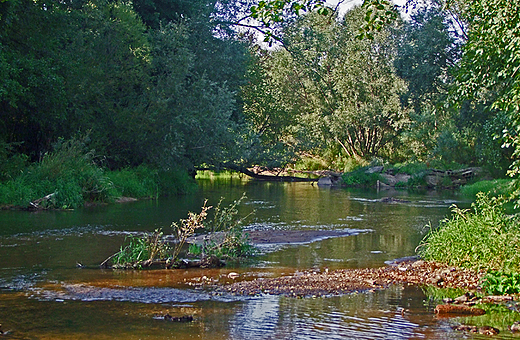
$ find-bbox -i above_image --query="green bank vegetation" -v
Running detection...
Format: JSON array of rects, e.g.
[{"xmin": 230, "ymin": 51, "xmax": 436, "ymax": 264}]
[{"xmin": 0, "ymin": 138, "xmax": 196, "ymax": 209}]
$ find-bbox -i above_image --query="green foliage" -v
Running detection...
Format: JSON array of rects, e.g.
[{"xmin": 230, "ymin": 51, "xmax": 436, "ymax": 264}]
[
  {"xmin": 113, "ymin": 229, "xmax": 170, "ymax": 269},
  {"xmin": 342, "ymin": 167, "xmax": 382, "ymax": 187},
  {"xmin": 460, "ymin": 179, "xmax": 515, "ymax": 199},
  {"xmin": 454, "ymin": 0, "xmax": 520, "ymax": 178},
  {"xmin": 393, "ymin": 162, "xmax": 428, "ymax": 175},
  {"xmin": 200, "ymin": 194, "xmax": 256, "ymax": 259},
  {"xmin": 482, "ymin": 271, "xmax": 520, "ymax": 295},
  {"xmin": 246, "ymin": 5, "xmax": 409, "ymax": 166},
  {"xmin": 418, "ymin": 193, "xmax": 520, "ymax": 273},
  {"xmin": 0, "ymin": 141, "xmax": 28, "ymax": 181},
  {"xmin": 248, "ymin": 0, "xmax": 330, "ymax": 43},
  {"xmin": 406, "ymin": 172, "xmax": 428, "ymax": 188},
  {"xmin": 0, "ymin": 137, "xmax": 115, "ymax": 208},
  {"xmin": 107, "ymin": 165, "xmax": 159, "ymax": 199},
  {"xmin": 0, "ymin": 0, "xmax": 249, "ymax": 173},
  {"xmin": 107, "ymin": 196, "xmax": 255, "ymax": 268},
  {"xmin": 170, "ymin": 201, "xmax": 210, "ymax": 262},
  {"xmin": 108, "ymin": 165, "xmax": 199, "ymax": 200}
]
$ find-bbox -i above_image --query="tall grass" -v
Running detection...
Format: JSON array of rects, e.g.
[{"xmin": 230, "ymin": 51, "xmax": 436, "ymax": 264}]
[
  {"xmin": 0, "ymin": 138, "xmax": 115, "ymax": 208},
  {"xmin": 460, "ymin": 179, "xmax": 515, "ymax": 199},
  {"xmin": 0, "ymin": 138, "xmax": 197, "ymax": 209},
  {"xmin": 107, "ymin": 165, "xmax": 159, "ymax": 199},
  {"xmin": 417, "ymin": 193, "xmax": 520, "ymax": 273}
]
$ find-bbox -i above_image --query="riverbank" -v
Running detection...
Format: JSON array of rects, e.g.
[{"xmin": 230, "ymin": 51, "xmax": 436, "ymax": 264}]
[{"xmin": 223, "ymin": 259, "xmax": 486, "ymax": 297}]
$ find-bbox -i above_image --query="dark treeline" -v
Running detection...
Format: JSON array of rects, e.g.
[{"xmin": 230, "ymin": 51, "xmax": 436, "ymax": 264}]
[
  {"xmin": 0, "ymin": 0, "xmax": 250, "ymax": 172},
  {"xmin": 0, "ymin": 0, "xmax": 517, "ymax": 192}
]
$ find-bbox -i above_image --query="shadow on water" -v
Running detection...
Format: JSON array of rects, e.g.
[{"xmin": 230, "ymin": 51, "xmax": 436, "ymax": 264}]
[{"xmin": 1, "ymin": 179, "xmax": 501, "ymax": 339}]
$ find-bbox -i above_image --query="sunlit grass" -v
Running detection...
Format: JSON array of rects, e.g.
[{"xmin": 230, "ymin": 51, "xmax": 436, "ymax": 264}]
[
  {"xmin": 460, "ymin": 179, "xmax": 515, "ymax": 199},
  {"xmin": 418, "ymin": 192, "xmax": 520, "ymax": 273}
]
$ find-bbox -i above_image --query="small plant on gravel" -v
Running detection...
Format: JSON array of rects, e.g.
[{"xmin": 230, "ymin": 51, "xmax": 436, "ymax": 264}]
[
  {"xmin": 104, "ymin": 196, "xmax": 255, "ymax": 269},
  {"xmin": 170, "ymin": 200, "xmax": 211, "ymax": 262},
  {"xmin": 191, "ymin": 194, "xmax": 255, "ymax": 259}
]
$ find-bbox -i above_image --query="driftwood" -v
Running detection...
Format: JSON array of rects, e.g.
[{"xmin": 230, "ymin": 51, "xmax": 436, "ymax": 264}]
[
  {"xmin": 435, "ymin": 304, "xmax": 486, "ymax": 316},
  {"xmin": 218, "ymin": 164, "xmax": 317, "ymax": 182},
  {"xmin": 29, "ymin": 192, "xmax": 56, "ymax": 209}
]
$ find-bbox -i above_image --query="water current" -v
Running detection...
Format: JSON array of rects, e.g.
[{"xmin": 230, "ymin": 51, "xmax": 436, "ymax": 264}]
[{"xmin": 0, "ymin": 175, "xmax": 513, "ymax": 339}]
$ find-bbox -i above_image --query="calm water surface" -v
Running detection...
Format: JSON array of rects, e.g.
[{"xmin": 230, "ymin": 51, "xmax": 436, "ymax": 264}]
[{"xmin": 0, "ymin": 177, "xmax": 512, "ymax": 339}]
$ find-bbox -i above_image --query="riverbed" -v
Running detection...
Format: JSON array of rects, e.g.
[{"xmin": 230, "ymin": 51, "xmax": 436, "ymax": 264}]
[{"xmin": 1, "ymin": 176, "xmax": 507, "ymax": 339}]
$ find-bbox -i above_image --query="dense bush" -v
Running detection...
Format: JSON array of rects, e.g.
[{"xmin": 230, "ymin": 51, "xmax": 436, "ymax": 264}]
[
  {"xmin": 0, "ymin": 138, "xmax": 197, "ymax": 209},
  {"xmin": 342, "ymin": 167, "xmax": 382, "ymax": 187},
  {"xmin": 418, "ymin": 193, "xmax": 520, "ymax": 273}
]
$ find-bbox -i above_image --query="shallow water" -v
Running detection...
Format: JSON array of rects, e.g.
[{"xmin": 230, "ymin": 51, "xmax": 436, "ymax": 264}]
[{"xmin": 0, "ymin": 178, "xmax": 515, "ymax": 339}]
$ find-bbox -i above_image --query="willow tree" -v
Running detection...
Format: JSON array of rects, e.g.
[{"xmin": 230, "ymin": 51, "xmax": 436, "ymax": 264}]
[{"xmin": 249, "ymin": 6, "xmax": 409, "ymax": 161}]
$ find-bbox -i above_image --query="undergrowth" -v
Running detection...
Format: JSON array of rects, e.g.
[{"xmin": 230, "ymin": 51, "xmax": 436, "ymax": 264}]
[
  {"xmin": 417, "ymin": 192, "xmax": 520, "ymax": 273},
  {"xmin": 460, "ymin": 179, "xmax": 515, "ymax": 199},
  {"xmin": 0, "ymin": 138, "xmax": 115, "ymax": 208},
  {"xmin": 0, "ymin": 138, "xmax": 196, "ymax": 209},
  {"xmin": 342, "ymin": 167, "xmax": 382, "ymax": 187}
]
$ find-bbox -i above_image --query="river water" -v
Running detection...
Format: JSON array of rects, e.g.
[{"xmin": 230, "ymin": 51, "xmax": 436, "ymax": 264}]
[{"xmin": 0, "ymin": 176, "xmax": 511, "ymax": 339}]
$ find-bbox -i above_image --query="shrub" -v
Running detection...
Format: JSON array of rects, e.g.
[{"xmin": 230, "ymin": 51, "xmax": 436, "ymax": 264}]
[
  {"xmin": 0, "ymin": 137, "xmax": 116, "ymax": 208},
  {"xmin": 342, "ymin": 167, "xmax": 382, "ymax": 187},
  {"xmin": 417, "ymin": 193, "xmax": 520, "ymax": 273},
  {"xmin": 460, "ymin": 179, "xmax": 515, "ymax": 199}
]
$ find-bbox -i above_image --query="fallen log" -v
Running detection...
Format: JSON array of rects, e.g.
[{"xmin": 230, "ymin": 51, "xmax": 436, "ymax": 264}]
[
  {"xmin": 435, "ymin": 304, "xmax": 486, "ymax": 316},
  {"xmin": 29, "ymin": 192, "xmax": 56, "ymax": 209}
]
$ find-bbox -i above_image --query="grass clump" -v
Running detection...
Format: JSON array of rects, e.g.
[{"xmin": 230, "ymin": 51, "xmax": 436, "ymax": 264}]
[
  {"xmin": 460, "ymin": 179, "xmax": 515, "ymax": 199},
  {"xmin": 111, "ymin": 229, "xmax": 170, "ymax": 269},
  {"xmin": 104, "ymin": 196, "xmax": 255, "ymax": 269},
  {"xmin": 342, "ymin": 167, "xmax": 382, "ymax": 187},
  {"xmin": 417, "ymin": 192, "xmax": 520, "ymax": 273}
]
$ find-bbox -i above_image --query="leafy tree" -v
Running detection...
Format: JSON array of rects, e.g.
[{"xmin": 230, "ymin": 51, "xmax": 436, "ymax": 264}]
[
  {"xmin": 455, "ymin": 0, "xmax": 520, "ymax": 176},
  {"xmin": 246, "ymin": 7, "xmax": 409, "ymax": 163},
  {"xmin": 393, "ymin": 4, "xmax": 460, "ymax": 162}
]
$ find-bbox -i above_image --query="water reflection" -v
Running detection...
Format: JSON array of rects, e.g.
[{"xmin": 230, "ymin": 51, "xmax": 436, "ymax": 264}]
[
  {"xmin": 229, "ymin": 286, "xmax": 481, "ymax": 340},
  {"xmin": 0, "ymin": 180, "xmax": 481, "ymax": 339}
]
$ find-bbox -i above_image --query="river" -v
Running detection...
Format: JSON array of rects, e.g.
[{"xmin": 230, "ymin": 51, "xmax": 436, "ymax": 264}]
[{"xmin": 0, "ymin": 175, "xmax": 505, "ymax": 339}]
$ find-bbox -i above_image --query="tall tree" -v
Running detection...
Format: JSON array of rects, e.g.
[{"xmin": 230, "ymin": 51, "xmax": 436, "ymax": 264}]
[
  {"xmin": 455, "ymin": 0, "xmax": 520, "ymax": 175},
  {"xmin": 244, "ymin": 6, "xmax": 409, "ymax": 163}
]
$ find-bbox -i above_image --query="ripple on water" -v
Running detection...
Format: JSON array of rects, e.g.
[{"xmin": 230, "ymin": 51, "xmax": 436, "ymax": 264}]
[{"xmin": 32, "ymin": 283, "xmax": 243, "ymax": 304}]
